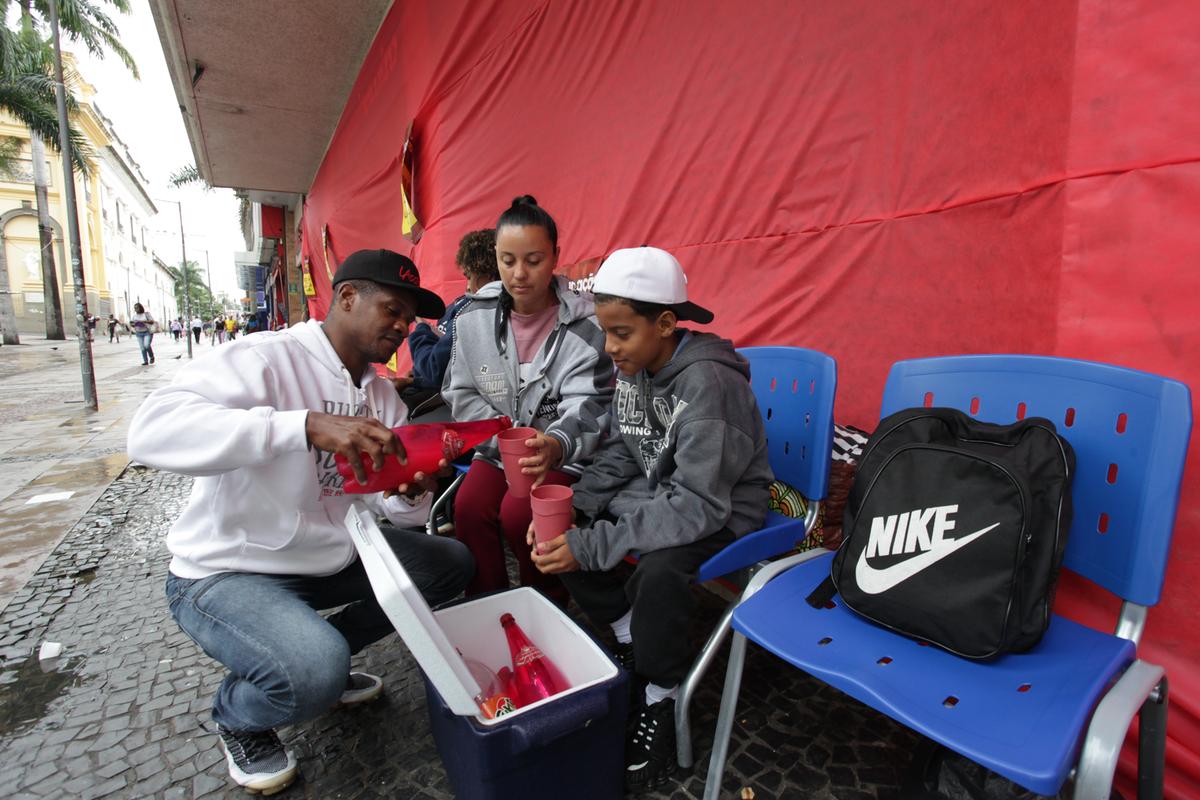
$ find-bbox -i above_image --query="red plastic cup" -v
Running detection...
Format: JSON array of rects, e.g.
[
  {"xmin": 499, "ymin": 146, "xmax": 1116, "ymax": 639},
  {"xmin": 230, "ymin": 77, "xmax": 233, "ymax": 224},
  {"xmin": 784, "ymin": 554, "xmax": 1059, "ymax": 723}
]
[
  {"xmin": 497, "ymin": 427, "xmax": 538, "ymax": 497},
  {"xmin": 530, "ymin": 484, "xmax": 575, "ymax": 548}
]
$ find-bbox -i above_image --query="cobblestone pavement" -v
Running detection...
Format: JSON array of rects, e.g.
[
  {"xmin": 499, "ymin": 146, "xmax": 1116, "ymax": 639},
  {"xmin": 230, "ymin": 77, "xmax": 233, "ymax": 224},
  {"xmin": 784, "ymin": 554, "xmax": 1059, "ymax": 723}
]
[{"xmin": 0, "ymin": 463, "xmax": 1058, "ymax": 800}]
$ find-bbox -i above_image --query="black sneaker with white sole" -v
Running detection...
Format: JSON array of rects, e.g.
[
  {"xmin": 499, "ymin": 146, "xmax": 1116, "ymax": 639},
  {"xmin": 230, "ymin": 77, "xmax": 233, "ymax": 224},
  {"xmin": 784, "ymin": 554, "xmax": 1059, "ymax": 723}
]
[
  {"xmin": 624, "ymin": 698, "xmax": 677, "ymax": 794},
  {"xmin": 339, "ymin": 671, "xmax": 384, "ymax": 706},
  {"xmin": 217, "ymin": 725, "xmax": 297, "ymax": 795}
]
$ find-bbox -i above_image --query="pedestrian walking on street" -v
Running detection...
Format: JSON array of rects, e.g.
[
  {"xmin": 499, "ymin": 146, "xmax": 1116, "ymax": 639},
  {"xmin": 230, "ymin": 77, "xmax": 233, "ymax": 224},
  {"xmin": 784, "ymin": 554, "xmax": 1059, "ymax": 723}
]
[
  {"xmin": 128, "ymin": 249, "xmax": 470, "ymax": 796},
  {"xmin": 225, "ymin": 315, "xmax": 237, "ymax": 340},
  {"xmin": 129, "ymin": 303, "xmax": 156, "ymax": 365},
  {"xmin": 169, "ymin": 318, "xmax": 182, "ymax": 342},
  {"xmin": 107, "ymin": 314, "xmax": 124, "ymax": 343},
  {"xmin": 190, "ymin": 315, "xmax": 203, "ymax": 344},
  {"xmin": 213, "ymin": 314, "xmax": 225, "ymax": 345}
]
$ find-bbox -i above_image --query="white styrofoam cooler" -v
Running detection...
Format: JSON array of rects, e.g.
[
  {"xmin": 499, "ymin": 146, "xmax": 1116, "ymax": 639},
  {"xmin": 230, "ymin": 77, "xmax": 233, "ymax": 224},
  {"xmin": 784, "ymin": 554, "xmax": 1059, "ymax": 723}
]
[{"xmin": 344, "ymin": 504, "xmax": 619, "ymax": 723}]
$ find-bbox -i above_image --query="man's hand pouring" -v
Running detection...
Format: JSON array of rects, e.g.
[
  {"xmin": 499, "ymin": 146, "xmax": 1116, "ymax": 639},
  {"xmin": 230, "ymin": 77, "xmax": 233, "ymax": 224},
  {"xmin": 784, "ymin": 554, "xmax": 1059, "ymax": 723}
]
[{"xmin": 305, "ymin": 412, "xmax": 404, "ymax": 486}]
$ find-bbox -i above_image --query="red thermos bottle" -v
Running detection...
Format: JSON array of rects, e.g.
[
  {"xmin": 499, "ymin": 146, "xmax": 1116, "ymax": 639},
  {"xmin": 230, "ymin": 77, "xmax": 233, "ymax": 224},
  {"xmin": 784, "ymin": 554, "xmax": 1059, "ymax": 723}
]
[
  {"xmin": 336, "ymin": 417, "xmax": 512, "ymax": 494},
  {"xmin": 501, "ymin": 613, "xmax": 567, "ymax": 706}
]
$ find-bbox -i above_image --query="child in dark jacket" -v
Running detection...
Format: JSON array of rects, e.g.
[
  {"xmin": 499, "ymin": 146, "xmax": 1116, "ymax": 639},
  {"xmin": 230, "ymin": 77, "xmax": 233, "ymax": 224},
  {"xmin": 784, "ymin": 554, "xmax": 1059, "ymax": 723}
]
[
  {"xmin": 406, "ymin": 228, "xmax": 498, "ymax": 390},
  {"xmin": 529, "ymin": 247, "xmax": 772, "ymax": 793}
]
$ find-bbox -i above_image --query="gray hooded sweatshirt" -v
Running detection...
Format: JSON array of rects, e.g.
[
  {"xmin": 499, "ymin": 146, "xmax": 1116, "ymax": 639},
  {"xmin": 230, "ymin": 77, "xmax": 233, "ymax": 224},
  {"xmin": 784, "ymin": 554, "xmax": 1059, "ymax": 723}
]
[
  {"xmin": 443, "ymin": 276, "xmax": 613, "ymax": 473},
  {"xmin": 567, "ymin": 332, "xmax": 773, "ymax": 571}
]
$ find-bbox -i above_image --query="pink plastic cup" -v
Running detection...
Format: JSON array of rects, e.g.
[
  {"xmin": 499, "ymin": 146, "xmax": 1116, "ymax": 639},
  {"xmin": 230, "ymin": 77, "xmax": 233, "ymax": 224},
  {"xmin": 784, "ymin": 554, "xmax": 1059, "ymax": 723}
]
[
  {"xmin": 497, "ymin": 427, "xmax": 538, "ymax": 497},
  {"xmin": 530, "ymin": 484, "xmax": 575, "ymax": 548}
]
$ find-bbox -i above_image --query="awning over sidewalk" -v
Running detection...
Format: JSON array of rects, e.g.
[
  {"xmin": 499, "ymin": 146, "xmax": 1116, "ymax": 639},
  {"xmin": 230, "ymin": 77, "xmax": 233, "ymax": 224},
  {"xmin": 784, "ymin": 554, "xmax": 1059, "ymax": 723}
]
[{"xmin": 148, "ymin": 0, "xmax": 392, "ymax": 193}]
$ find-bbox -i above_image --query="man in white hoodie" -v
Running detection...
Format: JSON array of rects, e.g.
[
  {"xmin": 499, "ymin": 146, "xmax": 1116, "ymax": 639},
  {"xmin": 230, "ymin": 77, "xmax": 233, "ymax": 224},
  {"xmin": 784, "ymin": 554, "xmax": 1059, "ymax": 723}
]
[{"xmin": 129, "ymin": 249, "xmax": 474, "ymax": 795}]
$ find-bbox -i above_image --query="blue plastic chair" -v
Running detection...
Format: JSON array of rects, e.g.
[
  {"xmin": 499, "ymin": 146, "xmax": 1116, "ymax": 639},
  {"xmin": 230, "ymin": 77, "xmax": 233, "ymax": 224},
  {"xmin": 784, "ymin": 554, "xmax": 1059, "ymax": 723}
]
[
  {"xmin": 704, "ymin": 355, "xmax": 1192, "ymax": 799},
  {"xmin": 673, "ymin": 346, "xmax": 836, "ymax": 769}
]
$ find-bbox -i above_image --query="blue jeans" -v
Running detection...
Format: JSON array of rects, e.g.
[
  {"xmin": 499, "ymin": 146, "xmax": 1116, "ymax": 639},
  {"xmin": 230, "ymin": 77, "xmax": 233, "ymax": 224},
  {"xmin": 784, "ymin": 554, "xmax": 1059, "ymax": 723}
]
[
  {"xmin": 165, "ymin": 526, "xmax": 474, "ymax": 732},
  {"xmin": 135, "ymin": 331, "xmax": 154, "ymax": 364}
]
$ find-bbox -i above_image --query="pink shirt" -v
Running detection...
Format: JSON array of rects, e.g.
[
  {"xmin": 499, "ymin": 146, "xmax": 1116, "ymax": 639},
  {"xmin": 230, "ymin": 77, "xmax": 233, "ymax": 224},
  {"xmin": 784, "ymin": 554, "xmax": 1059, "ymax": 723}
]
[{"xmin": 510, "ymin": 305, "xmax": 559, "ymax": 366}]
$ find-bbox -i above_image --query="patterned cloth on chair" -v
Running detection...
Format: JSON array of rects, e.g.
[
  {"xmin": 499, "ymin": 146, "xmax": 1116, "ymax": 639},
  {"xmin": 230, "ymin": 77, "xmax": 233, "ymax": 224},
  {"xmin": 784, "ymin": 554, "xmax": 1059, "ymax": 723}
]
[{"xmin": 768, "ymin": 423, "xmax": 869, "ymax": 553}]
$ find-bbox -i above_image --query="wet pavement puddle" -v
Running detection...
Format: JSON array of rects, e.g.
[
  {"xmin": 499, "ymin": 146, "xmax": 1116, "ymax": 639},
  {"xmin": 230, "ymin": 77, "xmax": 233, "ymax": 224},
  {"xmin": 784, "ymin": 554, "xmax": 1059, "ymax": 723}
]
[{"xmin": 0, "ymin": 654, "xmax": 85, "ymax": 736}]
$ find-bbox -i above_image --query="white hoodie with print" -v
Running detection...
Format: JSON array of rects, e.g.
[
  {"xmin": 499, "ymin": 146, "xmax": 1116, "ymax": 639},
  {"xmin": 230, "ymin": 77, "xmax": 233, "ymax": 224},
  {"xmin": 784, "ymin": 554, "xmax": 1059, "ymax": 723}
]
[{"xmin": 128, "ymin": 319, "xmax": 430, "ymax": 579}]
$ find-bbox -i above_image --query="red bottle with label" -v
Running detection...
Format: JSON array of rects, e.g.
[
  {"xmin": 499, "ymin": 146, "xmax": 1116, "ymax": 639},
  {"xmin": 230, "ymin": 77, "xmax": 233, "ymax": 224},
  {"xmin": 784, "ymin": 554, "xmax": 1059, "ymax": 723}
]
[
  {"xmin": 501, "ymin": 613, "xmax": 568, "ymax": 706},
  {"xmin": 337, "ymin": 417, "xmax": 512, "ymax": 493}
]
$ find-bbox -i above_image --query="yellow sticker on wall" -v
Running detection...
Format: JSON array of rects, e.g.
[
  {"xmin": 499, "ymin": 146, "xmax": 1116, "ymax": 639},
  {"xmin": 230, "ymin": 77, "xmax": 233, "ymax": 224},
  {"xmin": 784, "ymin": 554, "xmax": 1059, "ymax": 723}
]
[{"xmin": 401, "ymin": 188, "xmax": 417, "ymax": 238}]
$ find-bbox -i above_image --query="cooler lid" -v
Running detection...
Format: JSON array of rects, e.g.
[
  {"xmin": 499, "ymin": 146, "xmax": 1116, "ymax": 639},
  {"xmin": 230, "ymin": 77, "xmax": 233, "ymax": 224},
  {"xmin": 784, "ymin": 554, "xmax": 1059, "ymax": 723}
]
[{"xmin": 344, "ymin": 504, "xmax": 483, "ymax": 716}]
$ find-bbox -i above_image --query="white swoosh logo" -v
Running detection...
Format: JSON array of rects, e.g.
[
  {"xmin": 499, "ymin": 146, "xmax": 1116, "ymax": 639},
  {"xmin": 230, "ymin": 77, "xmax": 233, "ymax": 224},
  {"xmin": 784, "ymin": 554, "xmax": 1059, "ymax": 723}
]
[{"xmin": 855, "ymin": 523, "xmax": 1000, "ymax": 595}]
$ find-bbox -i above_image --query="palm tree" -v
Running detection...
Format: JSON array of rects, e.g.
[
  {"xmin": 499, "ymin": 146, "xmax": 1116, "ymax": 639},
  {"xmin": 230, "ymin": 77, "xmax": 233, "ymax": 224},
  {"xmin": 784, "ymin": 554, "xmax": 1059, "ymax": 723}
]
[
  {"xmin": 0, "ymin": 24, "xmax": 86, "ymax": 341},
  {"xmin": 171, "ymin": 260, "xmax": 217, "ymax": 321},
  {"xmin": 0, "ymin": 24, "xmax": 90, "ymax": 172},
  {"xmin": 2, "ymin": 0, "xmax": 136, "ymax": 339}
]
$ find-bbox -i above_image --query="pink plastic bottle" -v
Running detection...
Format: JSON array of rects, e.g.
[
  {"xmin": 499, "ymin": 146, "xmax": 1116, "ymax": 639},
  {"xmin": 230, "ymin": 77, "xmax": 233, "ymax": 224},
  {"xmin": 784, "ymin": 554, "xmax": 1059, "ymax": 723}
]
[{"xmin": 501, "ymin": 613, "xmax": 568, "ymax": 706}]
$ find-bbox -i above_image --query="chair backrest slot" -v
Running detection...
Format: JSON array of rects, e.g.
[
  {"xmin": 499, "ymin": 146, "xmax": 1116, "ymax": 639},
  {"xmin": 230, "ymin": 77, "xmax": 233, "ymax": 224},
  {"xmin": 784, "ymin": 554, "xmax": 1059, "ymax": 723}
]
[
  {"xmin": 737, "ymin": 347, "xmax": 838, "ymax": 502},
  {"xmin": 880, "ymin": 355, "xmax": 1192, "ymax": 606}
]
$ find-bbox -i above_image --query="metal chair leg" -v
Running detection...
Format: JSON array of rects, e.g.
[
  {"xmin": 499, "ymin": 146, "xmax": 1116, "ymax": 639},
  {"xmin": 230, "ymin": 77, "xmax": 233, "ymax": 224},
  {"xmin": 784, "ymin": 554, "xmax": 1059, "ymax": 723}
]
[
  {"xmin": 703, "ymin": 631, "xmax": 748, "ymax": 800},
  {"xmin": 1074, "ymin": 660, "xmax": 1165, "ymax": 800},
  {"xmin": 1138, "ymin": 676, "xmax": 1168, "ymax": 800},
  {"xmin": 425, "ymin": 470, "xmax": 465, "ymax": 536},
  {"xmin": 682, "ymin": 547, "xmax": 830, "ymax": 771},
  {"xmin": 677, "ymin": 601, "xmax": 738, "ymax": 769}
]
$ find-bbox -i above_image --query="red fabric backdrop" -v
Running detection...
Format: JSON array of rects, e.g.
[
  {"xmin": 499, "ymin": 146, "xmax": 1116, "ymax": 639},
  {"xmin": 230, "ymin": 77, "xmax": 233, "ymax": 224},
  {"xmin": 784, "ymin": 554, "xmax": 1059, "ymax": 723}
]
[{"xmin": 300, "ymin": 1, "xmax": 1200, "ymax": 793}]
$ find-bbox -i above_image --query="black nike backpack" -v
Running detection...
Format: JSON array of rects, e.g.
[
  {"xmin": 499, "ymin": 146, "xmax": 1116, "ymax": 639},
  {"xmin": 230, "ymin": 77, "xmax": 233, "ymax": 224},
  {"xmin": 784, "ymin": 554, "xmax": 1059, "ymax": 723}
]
[{"xmin": 807, "ymin": 407, "xmax": 1075, "ymax": 659}]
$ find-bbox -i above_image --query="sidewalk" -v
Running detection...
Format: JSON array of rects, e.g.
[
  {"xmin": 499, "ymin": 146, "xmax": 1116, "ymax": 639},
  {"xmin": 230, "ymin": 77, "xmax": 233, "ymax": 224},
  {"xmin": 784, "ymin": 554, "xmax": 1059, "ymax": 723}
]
[{"xmin": 0, "ymin": 332, "xmax": 195, "ymax": 611}]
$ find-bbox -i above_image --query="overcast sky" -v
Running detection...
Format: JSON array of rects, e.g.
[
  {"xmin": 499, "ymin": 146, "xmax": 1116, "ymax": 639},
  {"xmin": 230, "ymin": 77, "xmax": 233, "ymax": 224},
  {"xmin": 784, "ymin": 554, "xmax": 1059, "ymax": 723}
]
[{"xmin": 69, "ymin": 0, "xmax": 245, "ymax": 297}]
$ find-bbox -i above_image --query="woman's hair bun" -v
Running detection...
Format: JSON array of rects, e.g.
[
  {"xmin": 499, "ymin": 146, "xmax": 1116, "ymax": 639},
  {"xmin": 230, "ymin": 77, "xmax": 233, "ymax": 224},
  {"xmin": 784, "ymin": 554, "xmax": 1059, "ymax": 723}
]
[{"xmin": 497, "ymin": 194, "xmax": 558, "ymax": 248}]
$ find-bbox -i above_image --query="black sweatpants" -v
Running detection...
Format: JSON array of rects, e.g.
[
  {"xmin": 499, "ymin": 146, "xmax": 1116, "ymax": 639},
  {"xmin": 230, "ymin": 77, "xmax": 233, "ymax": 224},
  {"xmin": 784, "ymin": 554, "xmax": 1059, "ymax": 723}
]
[{"xmin": 560, "ymin": 528, "xmax": 735, "ymax": 687}]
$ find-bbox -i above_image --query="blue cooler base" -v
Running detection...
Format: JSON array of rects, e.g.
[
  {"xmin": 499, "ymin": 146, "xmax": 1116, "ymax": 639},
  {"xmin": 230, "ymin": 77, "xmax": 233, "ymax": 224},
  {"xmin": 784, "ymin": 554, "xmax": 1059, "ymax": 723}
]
[{"xmin": 424, "ymin": 668, "xmax": 629, "ymax": 800}]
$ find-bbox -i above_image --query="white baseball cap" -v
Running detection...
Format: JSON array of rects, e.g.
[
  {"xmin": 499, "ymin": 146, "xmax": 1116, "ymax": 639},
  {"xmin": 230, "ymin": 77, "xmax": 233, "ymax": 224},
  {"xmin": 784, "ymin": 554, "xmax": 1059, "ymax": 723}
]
[{"xmin": 592, "ymin": 247, "xmax": 714, "ymax": 323}]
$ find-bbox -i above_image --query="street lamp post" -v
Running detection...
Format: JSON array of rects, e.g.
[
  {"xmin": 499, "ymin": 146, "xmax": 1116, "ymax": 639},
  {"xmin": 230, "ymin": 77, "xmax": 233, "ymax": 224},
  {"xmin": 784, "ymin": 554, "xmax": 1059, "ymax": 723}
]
[
  {"xmin": 48, "ymin": 0, "xmax": 97, "ymax": 409},
  {"xmin": 157, "ymin": 199, "xmax": 194, "ymax": 359},
  {"xmin": 177, "ymin": 202, "xmax": 193, "ymax": 359},
  {"xmin": 204, "ymin": 251, "xmax": 212, "ymax": 315}
]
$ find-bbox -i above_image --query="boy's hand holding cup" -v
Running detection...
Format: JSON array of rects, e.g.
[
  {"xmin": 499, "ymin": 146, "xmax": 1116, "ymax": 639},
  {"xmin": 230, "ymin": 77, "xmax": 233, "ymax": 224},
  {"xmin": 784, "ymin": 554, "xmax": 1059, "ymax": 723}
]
[
  {"xmin": 528, "ymin": 485, "xmax": 575, "ymax": 550},
  {"xmin": 528, "ymin": 494, "xmax": 580, "ymax": 574}
]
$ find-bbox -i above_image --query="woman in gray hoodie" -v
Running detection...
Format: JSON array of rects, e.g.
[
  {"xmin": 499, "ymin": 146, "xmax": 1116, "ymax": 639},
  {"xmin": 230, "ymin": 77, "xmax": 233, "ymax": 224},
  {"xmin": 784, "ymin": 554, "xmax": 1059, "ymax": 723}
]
[{"xmin": 443, "ymin": 196, "xmax": 613, "ymax": 605}]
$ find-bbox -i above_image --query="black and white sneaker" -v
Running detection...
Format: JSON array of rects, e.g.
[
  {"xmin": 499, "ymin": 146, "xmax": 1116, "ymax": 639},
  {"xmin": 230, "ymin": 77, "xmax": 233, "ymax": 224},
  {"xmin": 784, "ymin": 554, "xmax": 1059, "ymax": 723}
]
[
  {"xmin": 625, "ymin": 698, "xmax": 677, "ymax": 794},
  {"xmin": 217, "ymin": 725, "xmax": 297, "ymax": 795},
  {"xmin": 339, "ymin": 671, "xmax": 384, "ymax": 706}
]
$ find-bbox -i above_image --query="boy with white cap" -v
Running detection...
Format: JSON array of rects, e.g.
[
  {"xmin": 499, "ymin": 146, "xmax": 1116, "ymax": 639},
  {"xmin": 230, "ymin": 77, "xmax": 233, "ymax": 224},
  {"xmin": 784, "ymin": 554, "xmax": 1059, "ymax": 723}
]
[{"xmin": 530, "ymin": 246, "xmax": 772, "ymax": 793}]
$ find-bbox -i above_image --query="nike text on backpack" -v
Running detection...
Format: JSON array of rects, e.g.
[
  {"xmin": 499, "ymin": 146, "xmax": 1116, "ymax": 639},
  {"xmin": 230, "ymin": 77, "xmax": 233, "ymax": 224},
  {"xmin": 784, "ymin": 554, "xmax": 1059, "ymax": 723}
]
[{"xmin": 807, "ymin": 407, "xmax": 1075, "ymax": 659}]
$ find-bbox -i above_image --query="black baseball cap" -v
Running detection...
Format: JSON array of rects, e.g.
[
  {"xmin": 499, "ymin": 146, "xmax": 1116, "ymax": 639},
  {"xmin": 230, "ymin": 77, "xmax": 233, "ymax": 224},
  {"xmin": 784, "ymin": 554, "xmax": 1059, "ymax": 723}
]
[{"xmin": 333, "ymin": 249, "xmax": 446, "ymax": 319}]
